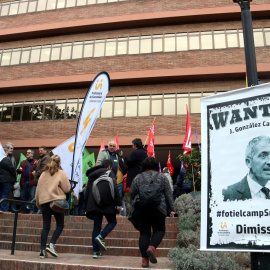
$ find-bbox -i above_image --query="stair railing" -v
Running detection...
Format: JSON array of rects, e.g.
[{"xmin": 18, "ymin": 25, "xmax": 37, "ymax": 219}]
[{"xmin": 0, "ymin": 198, "xmax": 36, "ymax": 255}]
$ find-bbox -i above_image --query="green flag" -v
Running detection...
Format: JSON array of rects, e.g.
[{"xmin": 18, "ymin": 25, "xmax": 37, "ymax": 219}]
[
  {"xmin": 17, "ymin": 153, "xmax": 27, "ymax": 183},
  {"xmin": 82, "ymin": 152, "xmax": 95, "ymax": 185}
]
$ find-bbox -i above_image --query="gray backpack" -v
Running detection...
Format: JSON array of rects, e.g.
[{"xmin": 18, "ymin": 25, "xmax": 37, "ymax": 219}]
[{"xmin": 92, "ymin": 171, "xmax": 115, "ymax": 205}]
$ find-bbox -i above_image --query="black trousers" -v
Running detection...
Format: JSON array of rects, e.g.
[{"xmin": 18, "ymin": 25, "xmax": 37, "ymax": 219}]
[
  {"xmin": 40, "ymin": 202, "xmax": 65, "ymax": 250},
  {"xmin": 132, "ymin": 205, "xmax": 166, "ymax": 258}
]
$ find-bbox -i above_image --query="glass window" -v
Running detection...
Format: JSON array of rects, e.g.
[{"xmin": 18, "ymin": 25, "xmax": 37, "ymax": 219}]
[
  {"xmin": 22, "ymin": 105, "xmax": 32, "ymax": 121},
  {"xmin": 9, "ymin": 2, "xmax": 19, "ymax": 15},
  {"xmin": 126, "ymin": 100, "xmax": 137, "ymax": 117},
  {"xmin": 138, "ymin": 99, "xmax": 150, "ymax": 116},
  {"xmin": 57, "ymin": 0, "xmax": 66, "ymax": 8},
  {"xmin": 77, "ymin": 0, "xmax": 87, "ymax": 6},
  {"xmin": 28, "ymin": 1, "xmax": 37, "ymax": 12},
  {"xmin": 190, "ymin": 98, "xmax": 201, "ymax": 113},
  {"xmin": 30, "ymin": 46, "xmax": 41, "ymax": 63},
  {"xmin": 98, "ymin": 0, "xmax": 107, "ymax": 3},
  {"xmin": 153, "ymin": 35, "xmax": 163, "ymax": 53},
  {"xmin": 189, "ymin": 33, "xmax": 200, "ymax": 50},
  {"xmin": 54, "ymin": 103, "xmax": 65, "ymax": 119},
  {"xmin": 88, "ymin": 0, "xmax": 97, "ymax": 4},
  {"xmin": 151, "ymin": 99, "xmax": 162, "ymax": 115},
  {"xmin": 37, "ymin": 0, "xmax": 46, "ymax": 11},
  {"xmin": 44, "ymin": 104, "xmax": 53, "ymax": 120},
  {"xmin": 40, "ymin": 45, "xmax": 51, "ymax": 62},
  {"xmin": 176, "ymin": 33, "xmax": 188, "ymax": 51},
  {"xmin": 164, "ymin": 34, "xmax": 175, "ymax": 52},
  {"xmin": 10, "ymin": 49, "xmax": 21, "ymax": 65},
  {"xmin": 201, "ymin": 31, "xmax": 213, "ymax": 50},
  {"xmin": 2, "ymin": 106, "xmax": 12, "ymax": 122},
  {"xmin": 129, "ymin": 37, "xmax": 139, "ymax": 55},
  {"xmin": 1, "ymin": 4, "xmax": 9, "ymax": 16},
  {"xmin": 114, "ymin": 101, "xmax": 124, "ymax": 117},
  {"xmin": 66, "ymin": 0, "xmax": 76, "ymax": 8},
  {"xmin": 177, "ymin": 97, "xmax": 189, "ymax": 115},
  {"xmin": 94, "ymin": 41, "xmax": 105, "ymax": 57},
  {"xmin": 61, "ymin": 43, "xmax": 72, "ymax": 60},
  {"xmin": 254, "ymin": 29, "xmax": 264, "ymax": 47},
  {"xmin": 51, "ymin": 45, "xmax": 61, "ymax": 61},
  {"xmin": 105, "ymin": 39, "xmax": 116, "ymax": 56},
  {"xmin": 12, "ymin": 107, "xmax": 22, "ymax": 121},
  {"xmin": 265, "ymin": 28, "xmax": 270, "ymax": 46},
  {"xmin": 66, "ymin": 102, "xmax": 77, "ymax": 119},
  {"xmin": 214, "ymin": 31, "xmax": 226, "ymax": 49},
  {"xmin": 32, "ymin": 104, "xmax": 43, "ymax": 120},
  {"xmin": 18, "ymin": 1, "xmax": 28, "ymax": 14},
  {"xmin": 84, "ymin": 41, "xmax": 94, "ymax": 57},
  {"xmin": 226, "ymin": 30, "xmax": 238, "ymax": 48},
  {"xmin": 72, "ymin": 42, "xmax": 83, "ymax": 59},
  {"xmin": 21, "ymin": 49, "xmax": 30, "ymax": 64},
  {"xmin": 1, "ymin": 50, "xmax": 11, "ymax": 66},
  {"xmin": 239, "ymin": 30, "xmax": 244, "ymax": 48},
  {"xmin": 47, "ymin": 0, "xmax": 57, "ymax": 10},
  {"xmin": 117, "ymin": 38, "xmax": 127, "ymax": 55},
  {"xmin": 101, "ymin": 101, "xmax": 113, "ymax": 118},
  {"xmin": 164, "ymin": 98, "xmax": 175, "ymax": 115},
  {"xmin": 140, "ymin": 36, "xmax": 152, "ymax": 54}
]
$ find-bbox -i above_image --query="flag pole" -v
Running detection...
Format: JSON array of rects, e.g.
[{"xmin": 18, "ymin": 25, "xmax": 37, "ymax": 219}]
[{"xmin": 143, "ymin": 134, "xmax": 149, "ymax": 149}]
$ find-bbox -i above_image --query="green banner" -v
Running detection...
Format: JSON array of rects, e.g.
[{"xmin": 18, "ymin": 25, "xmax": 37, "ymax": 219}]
[
  {"xmin": 82, "ymin": 150, "xmax": 95, "ymax": 185},
  {"xmin": 17, "ymin": 153, "xmax": 27, "ymax": 182}
]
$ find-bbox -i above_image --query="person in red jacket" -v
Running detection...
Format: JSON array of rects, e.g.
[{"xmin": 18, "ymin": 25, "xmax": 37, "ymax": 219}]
[{"xmin": 17, "ymin": 149, "xmax": 37, "ymax": 214}]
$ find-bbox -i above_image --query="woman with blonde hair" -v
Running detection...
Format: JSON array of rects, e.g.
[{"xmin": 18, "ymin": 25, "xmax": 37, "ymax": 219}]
[{"xmin": 35, "ymin": 155, "xmax": 71, "ymax": 259}]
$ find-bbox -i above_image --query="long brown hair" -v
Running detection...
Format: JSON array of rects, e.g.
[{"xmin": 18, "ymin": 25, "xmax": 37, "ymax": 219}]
[{"xmin": 43, "ymin": 155, "xmax": 61, "ymax": 176}]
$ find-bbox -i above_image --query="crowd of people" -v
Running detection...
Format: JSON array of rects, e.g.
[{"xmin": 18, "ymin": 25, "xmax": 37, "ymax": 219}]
[{"xmin": 0, "ymin": 138, "xmax": 190, "ymax": 268}]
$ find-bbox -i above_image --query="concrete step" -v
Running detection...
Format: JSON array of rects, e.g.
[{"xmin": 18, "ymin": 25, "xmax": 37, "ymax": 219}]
[
  {"xmin": 0, "ymin": 249, "xmax": 173, "ymax": 270},
  {"xmin": 0, "ymin": 242, "xmax": 171, "ymax": 257},
  {"xmin": 0, "ymin": 233, "xmax": 177, "ymax": 248},
  {"xmin": 0, "ymin": 226, "xmax": 178, "ymax": 239}
]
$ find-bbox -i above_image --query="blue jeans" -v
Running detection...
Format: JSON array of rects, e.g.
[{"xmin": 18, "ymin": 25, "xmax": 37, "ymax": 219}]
[
  {"xmin": 117, "ymin": 183, "xmax": 123, "ymax": 198},
  {"xmin": 21, "ymin": 181, "xmax": 36, "ymax": 213},
  {"xmin": 0, "ymin": 182, "xmax": 13, "ymax": 212},
  {"xmin": 92, "ymin": 212, "xmax": 117, "ymax": 253},
  {"xmin": 40, "ymin": 203, "xmax": 65, "ymax": 250}
]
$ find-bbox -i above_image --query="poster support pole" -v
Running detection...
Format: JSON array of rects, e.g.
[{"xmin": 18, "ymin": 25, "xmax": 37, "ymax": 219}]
[{"xmin": 233, "ymin": 1, "xmax": 269, "ymax": 269}]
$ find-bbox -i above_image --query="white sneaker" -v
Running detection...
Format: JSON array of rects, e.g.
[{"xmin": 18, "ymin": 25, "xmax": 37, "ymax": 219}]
[{"xmin": 46, "ymin": 243, "xmax": 58, "ymax": 257}]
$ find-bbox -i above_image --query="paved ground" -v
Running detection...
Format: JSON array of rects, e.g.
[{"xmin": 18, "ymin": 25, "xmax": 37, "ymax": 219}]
[{"xmin": 0, "ymin": 249, "xmax": 174, "ymax": 270}]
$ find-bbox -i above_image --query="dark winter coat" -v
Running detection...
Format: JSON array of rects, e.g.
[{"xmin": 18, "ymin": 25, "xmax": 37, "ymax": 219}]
[
  {"xmin": 124, "ymin": 148, "xmax": 148, "ymax": 188},
  {"xmin": 17, "ymin": 159, "xmax": 37, "ymax": 188},
  {"xmin": 129, "ymin": 170, "xmax": 176, "ymax": 217},
  {"xmin": 34, "ymin": 153, "xmax": 51, "ymax": 185},
  {"xmin": 85, "ymin": 166, "xmax": 122, "ymax": 219},
  {"xmin": 0, "ymin": 157, "xmax": 16, "ymax": 184}
]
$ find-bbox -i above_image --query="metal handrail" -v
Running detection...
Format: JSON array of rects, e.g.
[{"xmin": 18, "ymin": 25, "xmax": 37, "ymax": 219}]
[{"xmin": 0, "ymin": 198, "xmax": 36, "ymax": 255}]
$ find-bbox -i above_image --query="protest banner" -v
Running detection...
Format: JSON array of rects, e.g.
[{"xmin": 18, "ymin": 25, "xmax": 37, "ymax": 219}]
[{"xmin": 201, "ymin": 82, "xmax": 270, "ymax": 252}]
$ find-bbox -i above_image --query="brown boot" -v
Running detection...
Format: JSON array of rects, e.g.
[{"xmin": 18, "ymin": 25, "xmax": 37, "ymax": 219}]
[
  {"xmin": 146, "ymin": 245, "xmax": 157, "ymax": 264},
  {"xmin": 142, "ymin": 257, "xmax": 149, "ymax": 268}
]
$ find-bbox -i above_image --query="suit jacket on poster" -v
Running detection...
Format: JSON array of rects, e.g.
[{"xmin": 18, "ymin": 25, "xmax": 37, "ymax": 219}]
[{"xmin": 222, "ymin": 176, "xmax": 252, "ymax": 201}]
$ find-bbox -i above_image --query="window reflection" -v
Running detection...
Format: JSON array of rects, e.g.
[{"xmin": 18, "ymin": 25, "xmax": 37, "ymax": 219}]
[{"xmin": 2, "ymin": 107, "xmax": 12, "ymax": 122}]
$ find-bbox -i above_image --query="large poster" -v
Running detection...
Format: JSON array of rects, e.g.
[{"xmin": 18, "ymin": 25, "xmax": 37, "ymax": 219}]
[{"xmin": 201, "ymin": 82, "xmax": 270, "ymax": 252}]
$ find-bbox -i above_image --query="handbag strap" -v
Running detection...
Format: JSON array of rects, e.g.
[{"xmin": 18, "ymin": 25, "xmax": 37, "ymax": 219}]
[{"xmin": 25, "ymin": 159, "xmax": 34, "ymax": 172}]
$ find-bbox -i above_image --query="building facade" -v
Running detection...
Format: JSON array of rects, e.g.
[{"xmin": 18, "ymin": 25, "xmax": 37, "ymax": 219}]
[{"xmin": 0, "ymin": 0, "xmax": 270, "ymax": 171}]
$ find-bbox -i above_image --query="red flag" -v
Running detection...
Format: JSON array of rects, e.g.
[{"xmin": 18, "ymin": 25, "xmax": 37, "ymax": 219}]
[
  {"xmin": 183, "ymin": 105, "xmax": 192, "ymax": 156},
  {"xmin": 115, "ymin": 132, "xmax": 119, "ymax": 150},
  {"xmin": 147, "ymin": 120, "xmax": 155, "ymax": 157},
  {"xmin": 96, "ymin": 140, "xmax": 105, "ymax": 165},
  {"xmin": 167, "ymin": 151, "xmax": 174, "ymax": 176}
]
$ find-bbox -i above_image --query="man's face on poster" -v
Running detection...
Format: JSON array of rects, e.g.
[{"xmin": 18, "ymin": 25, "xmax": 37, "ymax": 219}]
[{"xmin": 246, "ymin": 141, "xmax": 270, "ymax": 185}]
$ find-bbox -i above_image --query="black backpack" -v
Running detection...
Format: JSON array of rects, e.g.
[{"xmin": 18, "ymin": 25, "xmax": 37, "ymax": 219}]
[
  {"xmin": 138, "ymin": 172, "xmax": 162, "ymax": 208},
  {"xmin": 92, "ymin": 171, "xmax": 115, "ymax": 206}
]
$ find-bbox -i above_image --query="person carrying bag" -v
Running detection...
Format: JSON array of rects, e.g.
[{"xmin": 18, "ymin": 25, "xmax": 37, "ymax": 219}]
[
  {"xmin": 35, "ymin": 155, "xmax": 71, "ymax": 259},
  {"xmin": 128, "ymin": 157, "xmax": 175, "ymax": 268}
]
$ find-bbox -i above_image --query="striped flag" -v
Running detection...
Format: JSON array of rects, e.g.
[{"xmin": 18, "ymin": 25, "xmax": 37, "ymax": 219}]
[
  {"xmin": 183, "ymin": 105, "xmax": 192, "ymax": 156},
  {"xmin": 115, "ymin": 132, "xmax": 119, "ymax": 150},
  {"xmin": 147, "ymin": 120, "xmax": 155, "ymax": 157},
  {"xmin": 167, "ymin": 151, "xmax": 174, "ymax": 176}
]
